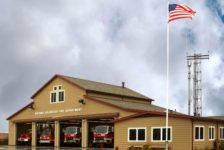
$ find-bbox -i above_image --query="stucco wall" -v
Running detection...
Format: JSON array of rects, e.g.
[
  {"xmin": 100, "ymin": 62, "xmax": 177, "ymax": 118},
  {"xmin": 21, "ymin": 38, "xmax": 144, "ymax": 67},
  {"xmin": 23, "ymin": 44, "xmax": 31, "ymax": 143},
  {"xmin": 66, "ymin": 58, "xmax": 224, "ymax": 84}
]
[{"xmin": 114, "ymin": 117, "xmax": 193, "ymax": 150}]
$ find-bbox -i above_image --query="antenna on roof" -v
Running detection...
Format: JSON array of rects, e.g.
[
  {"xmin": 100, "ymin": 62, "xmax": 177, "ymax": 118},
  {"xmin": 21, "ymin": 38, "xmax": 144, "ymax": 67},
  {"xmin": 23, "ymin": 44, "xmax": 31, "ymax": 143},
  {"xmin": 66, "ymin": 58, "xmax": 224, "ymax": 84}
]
[{"xmin": 187, "ymin": 52, "xmax": 209, "ymax": 117}]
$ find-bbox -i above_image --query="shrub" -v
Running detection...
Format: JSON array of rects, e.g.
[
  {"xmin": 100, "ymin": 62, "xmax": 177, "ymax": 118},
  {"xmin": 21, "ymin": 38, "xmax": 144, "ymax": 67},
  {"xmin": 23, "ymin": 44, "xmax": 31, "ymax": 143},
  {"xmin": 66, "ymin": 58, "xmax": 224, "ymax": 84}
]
[
  {"xmin": 0, "ymin": 139, "xmax": 8, "ymax": 145},
  {"xmin": 143, "ymin": 144, "xmax": 152, "ymax": 150},
  {"xmin": 203, "ymin": 147, "xmax": 209, "ymax": 150},
  {"xmin": 128, "ymin": 146, "xmax": 142, "ymax": 150},
  {"xmin": 220, "ymin": 141, "xmax": 224, "ymax": 150}
]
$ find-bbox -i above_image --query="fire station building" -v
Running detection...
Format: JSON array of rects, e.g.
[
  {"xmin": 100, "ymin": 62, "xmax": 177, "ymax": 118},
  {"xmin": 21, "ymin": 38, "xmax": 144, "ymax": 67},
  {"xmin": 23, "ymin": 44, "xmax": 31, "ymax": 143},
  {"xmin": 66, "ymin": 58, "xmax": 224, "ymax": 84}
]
[{"xmin": 7, "ymin": 74, "xmax": 224, "ymax": 150}]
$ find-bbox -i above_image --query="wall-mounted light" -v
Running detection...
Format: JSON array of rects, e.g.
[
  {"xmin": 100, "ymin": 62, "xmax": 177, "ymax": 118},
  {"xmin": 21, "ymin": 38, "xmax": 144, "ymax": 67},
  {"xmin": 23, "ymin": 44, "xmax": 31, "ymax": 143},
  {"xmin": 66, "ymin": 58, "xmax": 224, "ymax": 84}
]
[{"xmin": 78, "ymin": 99, "xmax": 85, "ymax": 105}]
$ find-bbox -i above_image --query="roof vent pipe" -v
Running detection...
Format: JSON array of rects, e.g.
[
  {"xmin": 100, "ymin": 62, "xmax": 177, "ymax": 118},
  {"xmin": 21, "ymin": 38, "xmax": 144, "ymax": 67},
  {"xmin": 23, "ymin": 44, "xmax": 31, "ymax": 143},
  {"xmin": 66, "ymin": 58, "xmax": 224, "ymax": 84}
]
[{"xmin": 122, "ymin": 82, "xmax": 125, "ymax": 88}]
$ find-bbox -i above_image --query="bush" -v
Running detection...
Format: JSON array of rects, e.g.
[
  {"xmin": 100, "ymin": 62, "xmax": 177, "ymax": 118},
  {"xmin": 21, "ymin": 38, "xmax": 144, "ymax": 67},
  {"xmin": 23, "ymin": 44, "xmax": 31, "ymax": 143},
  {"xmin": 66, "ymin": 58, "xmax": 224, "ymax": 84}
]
[
  {"xmin": 0, "ymin": 139, "xmax": 8, "ymax": 145},
  {"xmin": 128, "ymin": 146, "xmax": 142, "ymax": 150},
  {"xmin": 143, "ymin": 144, "xmax": 152, "ymax": 150},
  {"xmin": 220, "ymin": 141, "xmax": 224, "ymax": 150},
  {"xmin": 203, "ymin": 147, "xmax": 209, "ymax": 150}
]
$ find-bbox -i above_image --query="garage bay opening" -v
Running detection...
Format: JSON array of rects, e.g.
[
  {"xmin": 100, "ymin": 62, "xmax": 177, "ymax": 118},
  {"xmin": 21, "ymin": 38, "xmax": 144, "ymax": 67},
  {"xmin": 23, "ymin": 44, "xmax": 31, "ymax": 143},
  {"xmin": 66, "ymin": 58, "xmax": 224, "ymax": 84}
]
[
  {"xmin": 16, "ymin": 123, "xmax": 32, "ymax": 146},
  {"xmin": 60, "ymin": 120, "xmax": 82, "ymax": 148},
  {"xmin": 36, "ymin": 122, "xmax": 55, "ymax": 147},
  {"xmin": 88, "ymin": 118, "xmax": 114, "ymax": 148}
]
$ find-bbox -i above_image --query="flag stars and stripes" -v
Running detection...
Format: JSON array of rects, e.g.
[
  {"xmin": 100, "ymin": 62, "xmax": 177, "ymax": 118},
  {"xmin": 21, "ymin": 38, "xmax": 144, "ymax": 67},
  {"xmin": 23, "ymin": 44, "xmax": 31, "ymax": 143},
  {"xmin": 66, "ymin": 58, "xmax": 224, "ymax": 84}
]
[{"xmin": 168, "ymin": 4, "xmax": 196, "ymax": 22}]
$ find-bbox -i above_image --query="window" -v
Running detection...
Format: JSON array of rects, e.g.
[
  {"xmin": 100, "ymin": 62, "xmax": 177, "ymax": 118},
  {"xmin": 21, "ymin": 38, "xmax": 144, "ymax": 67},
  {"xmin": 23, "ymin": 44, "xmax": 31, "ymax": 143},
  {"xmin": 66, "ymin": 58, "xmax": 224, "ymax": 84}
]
[
  {"xmin": 220, "ymin": 127, "xmax": 224, "ymax": 140},
  {"xmin": 152, "ymin": 127, "xmax": 172, "ymax": 142},
  {"xmin": 59, "ymin": 91, "xmax": 64, "ymax": 102},
  {"xmin": 209, "ymin": 126, "xmax": 215, "ymax": 141},
  {"xmin": 108, "ymin": 127, "xmax": 113, "ymax": 132},
  {"xmin": 128, "ymin": 128, "xmax": 146, "ymax": 142},
  {"xmin": 50, "ymin": 85, "xmax": 65, "ymax": 103},
  {"xmin": 195, "ymin": 126, "xmax": 204, "ymax": 141},
  {"xmin": 51, "ymin": 92, "xmax": 56, "ymax": 103}
]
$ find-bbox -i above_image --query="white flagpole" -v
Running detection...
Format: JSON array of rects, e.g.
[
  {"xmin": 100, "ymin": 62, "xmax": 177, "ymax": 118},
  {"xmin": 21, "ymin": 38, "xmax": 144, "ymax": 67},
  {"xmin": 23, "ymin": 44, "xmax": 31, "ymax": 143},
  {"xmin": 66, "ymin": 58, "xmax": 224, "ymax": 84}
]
[{"xmin": 165, "ymin": 0, "xmax": 170, "ymax": 150}]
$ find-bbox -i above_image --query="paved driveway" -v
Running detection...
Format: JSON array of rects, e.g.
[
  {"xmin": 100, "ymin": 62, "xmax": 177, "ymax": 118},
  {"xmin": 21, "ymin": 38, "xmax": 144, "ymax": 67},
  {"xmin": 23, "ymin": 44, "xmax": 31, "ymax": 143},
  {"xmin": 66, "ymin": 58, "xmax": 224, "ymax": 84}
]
[{"xmin": 0, "ymin": 146, "xmax": 114, "ymax": 150}]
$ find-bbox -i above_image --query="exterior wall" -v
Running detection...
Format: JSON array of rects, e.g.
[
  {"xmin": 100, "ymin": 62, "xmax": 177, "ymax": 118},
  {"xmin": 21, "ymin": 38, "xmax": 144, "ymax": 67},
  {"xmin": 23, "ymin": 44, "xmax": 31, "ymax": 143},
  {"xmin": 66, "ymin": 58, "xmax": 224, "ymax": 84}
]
[
  {"xmin": 31, "ymin": 122, "xmax": 36, "ymax": 146},
  {"xmin": 114, "ymin": 117, "xmax": 192, "ymax": 150},
  {"xmin": 192, "ymin": 121, "xmax": 224, "ymax": 150},
  {"xmin": 217, "ymin": 123, "xmax": 224, "ymax": 141},
  {"xmin": 193, "ymin": 121, "xmax": 216, "ymax": 150},
  {"xmin": 8, "ymin": 121, "xmax": 16, "ymax": 145}
]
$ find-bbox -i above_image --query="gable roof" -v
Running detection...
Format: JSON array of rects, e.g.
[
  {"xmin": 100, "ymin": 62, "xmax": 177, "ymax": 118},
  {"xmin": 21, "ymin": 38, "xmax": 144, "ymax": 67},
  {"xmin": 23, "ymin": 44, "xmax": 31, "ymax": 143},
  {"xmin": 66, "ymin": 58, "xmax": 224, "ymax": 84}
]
[{"xmin": 31, "ymin": 74, "xmax": 153, "ymax": 101}]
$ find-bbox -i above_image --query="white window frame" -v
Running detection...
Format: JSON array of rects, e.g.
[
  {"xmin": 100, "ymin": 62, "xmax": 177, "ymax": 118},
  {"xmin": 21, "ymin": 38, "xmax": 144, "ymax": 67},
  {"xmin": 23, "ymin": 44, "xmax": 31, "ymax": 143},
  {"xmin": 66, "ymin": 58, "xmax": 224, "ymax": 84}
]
[
  {"xmin": 50, "ymin": 85, "xmax": 65, "ymax": 104},
  {"xmin": 194, "ymin": 126, "xmax": 204, "ymax": 141},
  {"xmin": 208, "ymin": 126, "xmax": 215, "ymax": 141},
  {"xmin": 220, "ymin": 127, "xmax": 224, "ymax": 140},
  {"xmin": 128, "ymin": 127, "xmax": 147, "ymax": 142},
  {"xmin": 151, "ymin": 127, "xmax": 172, "ymax": 142}
]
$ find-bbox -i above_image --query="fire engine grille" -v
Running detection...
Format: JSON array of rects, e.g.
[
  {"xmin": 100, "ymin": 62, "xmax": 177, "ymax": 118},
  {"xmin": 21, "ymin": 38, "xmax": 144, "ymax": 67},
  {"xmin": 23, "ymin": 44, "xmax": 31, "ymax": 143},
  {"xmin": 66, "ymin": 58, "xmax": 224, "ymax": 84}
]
[{"xmin": 95, "ymin": 137, "xmax": 104, "ymax": 140}]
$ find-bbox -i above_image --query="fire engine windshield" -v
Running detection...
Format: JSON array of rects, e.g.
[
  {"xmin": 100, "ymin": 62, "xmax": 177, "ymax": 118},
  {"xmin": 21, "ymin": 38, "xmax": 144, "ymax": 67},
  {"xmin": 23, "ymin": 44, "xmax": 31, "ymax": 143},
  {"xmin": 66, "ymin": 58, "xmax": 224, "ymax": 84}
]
[
  {"xmin": 65, "ymin": 127, "xmax": 77, "ymax": 134},
  {"xmin": 27, "ymin": 129, "xmax": 32, "ymax": 133},
  {"xmin": 95, "ymin": 126, "xmax": 108, "ymax": 133},
  {"xmin": 41, "ymin": 129, "xmax": 52, "ymax": 135}
]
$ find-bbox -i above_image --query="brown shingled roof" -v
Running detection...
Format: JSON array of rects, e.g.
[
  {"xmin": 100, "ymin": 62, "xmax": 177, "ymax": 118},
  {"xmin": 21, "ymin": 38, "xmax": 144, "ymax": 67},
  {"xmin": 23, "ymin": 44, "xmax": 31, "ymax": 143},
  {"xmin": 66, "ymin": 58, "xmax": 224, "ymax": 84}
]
[
  {"xmin": 85, "ymin": 95, "xmax": 165, "ymax": 113},
  {"xmin": 206, "ymin": 116, "xmax": 224, "ymax": 121},
  {"xmin": 31, "ymin": 74, "xmax": 153, "ymax": 101}
]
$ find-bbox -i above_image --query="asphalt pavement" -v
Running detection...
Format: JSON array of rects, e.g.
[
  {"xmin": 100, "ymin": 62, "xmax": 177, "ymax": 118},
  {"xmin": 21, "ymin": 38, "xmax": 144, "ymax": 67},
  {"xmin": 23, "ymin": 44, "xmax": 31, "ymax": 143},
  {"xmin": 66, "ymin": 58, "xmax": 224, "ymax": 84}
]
[{"xmin": 0, "ymin": 146, "xmax": 114, "ymax": 150}]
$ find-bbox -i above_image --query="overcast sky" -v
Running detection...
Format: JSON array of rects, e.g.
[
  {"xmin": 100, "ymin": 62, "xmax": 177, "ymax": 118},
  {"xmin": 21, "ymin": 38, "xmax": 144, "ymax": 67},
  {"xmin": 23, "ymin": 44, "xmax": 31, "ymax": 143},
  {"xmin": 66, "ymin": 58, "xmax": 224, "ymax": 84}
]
[{"xmin": 0, "ymin": 0, "xmax": 224, "ymax": 133}]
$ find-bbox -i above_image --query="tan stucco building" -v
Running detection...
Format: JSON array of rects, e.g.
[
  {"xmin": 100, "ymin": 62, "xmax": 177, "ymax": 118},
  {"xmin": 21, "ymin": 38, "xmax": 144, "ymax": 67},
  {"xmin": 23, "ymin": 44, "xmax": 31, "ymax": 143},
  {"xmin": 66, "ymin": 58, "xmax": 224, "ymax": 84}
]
[{"xmin": 7, "ymin": 74, "xmax": 224, "ymax": 150}]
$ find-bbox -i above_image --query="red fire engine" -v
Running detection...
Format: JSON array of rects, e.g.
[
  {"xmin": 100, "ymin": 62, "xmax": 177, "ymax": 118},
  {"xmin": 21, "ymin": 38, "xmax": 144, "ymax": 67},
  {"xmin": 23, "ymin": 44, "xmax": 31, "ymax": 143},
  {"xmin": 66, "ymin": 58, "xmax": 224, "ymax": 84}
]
[
  {"xmin": 93, "ymin": 125, "xmax": 114, "ymax": 146},
  {"xmin": 39, "ymin": 128, "xmax": 54, "ymax": 144},
  {"xmin": 64, "ymin": 126, "xmax": 81, "ymax": 145},
  {"xmin": 17, "ymin": 129, "xmax": 32, "ymax": 144}
]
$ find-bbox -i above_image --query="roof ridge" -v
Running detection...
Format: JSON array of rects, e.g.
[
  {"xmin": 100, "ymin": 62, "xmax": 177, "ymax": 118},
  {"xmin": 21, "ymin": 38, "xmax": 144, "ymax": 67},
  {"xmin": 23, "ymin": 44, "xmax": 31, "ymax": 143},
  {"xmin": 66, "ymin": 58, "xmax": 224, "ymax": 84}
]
[
  {"xmin": 31, "ymin": 74, "xmax": 151, "ymax": 100},
  {"xmin": 59, "ymin": 74, "xmax": 152, "ymax": 100},
  {"xmin": 59, "ymin": 74, "xmax": 128, "ymax": 89}
]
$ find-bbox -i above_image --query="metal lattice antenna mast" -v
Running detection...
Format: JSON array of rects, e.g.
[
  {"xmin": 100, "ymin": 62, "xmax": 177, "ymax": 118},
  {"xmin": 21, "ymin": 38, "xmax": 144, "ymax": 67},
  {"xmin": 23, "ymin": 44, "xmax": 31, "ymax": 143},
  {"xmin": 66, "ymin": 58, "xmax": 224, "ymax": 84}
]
[
  {"xmin": 187, "ymin": 60, "xmax": 192, "ymax": 115},
  {"xmin": 187, "ymin": 53, "xmax": 209, "ymax": 117}
]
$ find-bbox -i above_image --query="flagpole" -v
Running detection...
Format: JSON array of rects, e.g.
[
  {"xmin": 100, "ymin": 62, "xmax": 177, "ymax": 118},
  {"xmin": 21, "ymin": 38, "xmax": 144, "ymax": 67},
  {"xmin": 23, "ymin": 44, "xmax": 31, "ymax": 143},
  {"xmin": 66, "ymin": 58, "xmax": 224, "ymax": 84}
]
[{"xmin": 165, "ymin": 0, "xmax": 170, "ymax": 150}]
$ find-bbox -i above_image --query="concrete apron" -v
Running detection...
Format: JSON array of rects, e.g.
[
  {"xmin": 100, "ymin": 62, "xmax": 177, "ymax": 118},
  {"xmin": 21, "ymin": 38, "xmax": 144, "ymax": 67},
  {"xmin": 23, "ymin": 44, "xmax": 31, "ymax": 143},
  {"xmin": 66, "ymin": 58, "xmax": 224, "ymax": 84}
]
[{"xmin": 0, "ymin": 146, "xmax": 114, "ymax": 150}]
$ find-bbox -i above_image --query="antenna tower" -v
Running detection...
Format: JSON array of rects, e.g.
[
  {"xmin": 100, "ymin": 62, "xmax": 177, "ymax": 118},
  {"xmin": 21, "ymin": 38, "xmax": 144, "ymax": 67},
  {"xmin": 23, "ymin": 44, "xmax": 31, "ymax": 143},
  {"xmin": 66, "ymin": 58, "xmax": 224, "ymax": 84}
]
[{"xmin": 187, "ymin": 53, "xmax": 209, "ymax": 117}]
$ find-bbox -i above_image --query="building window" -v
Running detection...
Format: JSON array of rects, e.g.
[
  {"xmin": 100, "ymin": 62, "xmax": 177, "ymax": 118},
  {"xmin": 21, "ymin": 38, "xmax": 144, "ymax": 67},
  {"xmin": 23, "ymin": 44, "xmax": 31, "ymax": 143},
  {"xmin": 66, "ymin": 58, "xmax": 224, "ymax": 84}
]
[
  {"xmin": 51, "ymin": 92, "xmax": 56, "ymax": 103},
  {"xmin": 50, "ymin": 85, "xmax": 65, "ymax": 103},
  {"xmin": 209, "ymin": 126, "xmax": 215, "ymax": 141},
  {"xmin": 195, "ymin": 126, "xmax": 204, "ymax": 141},
  {"xmin": 152, "ymin": 127, "xmax": 171, "ymax": 142},
  {"xmin": 128, "ymin": 128, "xmax": 146, "ymax": 142},
  {"xmin": 220, "ymin": 127, "xmax": 224, "ymax": 140},
  {"xmin": 59, "ymin": 91, "xmax": 64, "ymax": 102}
]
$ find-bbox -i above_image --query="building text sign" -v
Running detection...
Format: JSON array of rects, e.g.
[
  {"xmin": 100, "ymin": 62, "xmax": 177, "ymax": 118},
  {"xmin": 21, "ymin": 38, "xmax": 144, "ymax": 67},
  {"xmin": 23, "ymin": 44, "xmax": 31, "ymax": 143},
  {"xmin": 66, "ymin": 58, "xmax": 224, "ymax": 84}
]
[{"xmin": 35, "ymin": 108, "xmax": 82, "ymax": 115}]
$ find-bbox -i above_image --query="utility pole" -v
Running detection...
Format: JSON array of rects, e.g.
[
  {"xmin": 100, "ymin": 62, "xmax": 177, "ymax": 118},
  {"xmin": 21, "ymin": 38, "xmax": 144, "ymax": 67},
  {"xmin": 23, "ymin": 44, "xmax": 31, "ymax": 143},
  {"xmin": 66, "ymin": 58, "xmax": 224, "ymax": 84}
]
[{"xmin": 187, "ymin": 53, "xmax": 209, "ymax": 116}]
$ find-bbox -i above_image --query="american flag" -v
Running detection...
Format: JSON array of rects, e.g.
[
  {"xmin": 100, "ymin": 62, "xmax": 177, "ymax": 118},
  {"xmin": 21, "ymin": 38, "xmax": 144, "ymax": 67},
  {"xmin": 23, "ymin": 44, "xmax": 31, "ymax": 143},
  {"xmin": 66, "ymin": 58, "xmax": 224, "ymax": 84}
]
[{"xmin": 169, "ymin": 4, "xmax": 196, "ymax": 22}]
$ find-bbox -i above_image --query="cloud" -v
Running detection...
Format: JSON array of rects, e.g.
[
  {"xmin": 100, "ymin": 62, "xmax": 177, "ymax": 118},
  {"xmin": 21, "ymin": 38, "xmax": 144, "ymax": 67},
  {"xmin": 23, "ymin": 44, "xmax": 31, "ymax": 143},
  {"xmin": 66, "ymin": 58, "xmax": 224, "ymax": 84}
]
[{"xmin": 0, "ymin": 0, "xmax": 224, "ymax": 132}]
